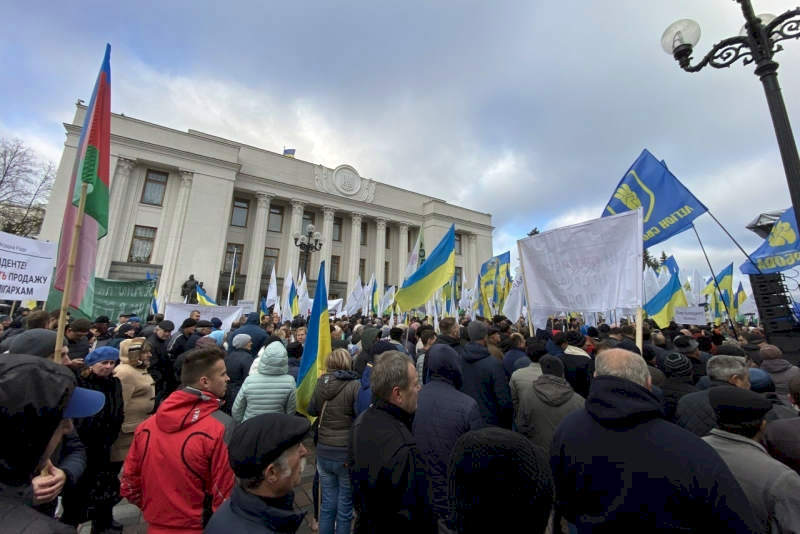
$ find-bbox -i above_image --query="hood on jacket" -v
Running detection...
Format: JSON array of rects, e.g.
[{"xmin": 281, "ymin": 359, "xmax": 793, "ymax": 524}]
[
  {"xmin": 427, "ymin": 344, "xmax": 463, "ymax": 389},
  {"xmin": 435, "ymin": 334, "xmax": 461, "ymax": 349},
  {"xmin": 259, "ymin": 341, "xmax": 289, "ymax": 376},
  {"xmin": 761, "ymin": 359, "xmax": 794, "ymax": 374},
  {"xmin": 155, "ymin": 387, "xmax": 221, "ymax": 434},
  {"xmin": 360, "ymin": 327, "xmax": 380, "ymax": 353},
  {"xmin": 585, "ymin": 375, "xmax": 663, "ymax": 428},
  {"xmin": 119, "ymin": 337, "xmax": 147, "ymax": 367},
  {"xmin": 533, "ymin": 375, "xmax": 576, "ymax": 406},
  {"xmin": 462, "ymin": 342, "xmax": 491, "ymax": 363},
  {"xmin": 564, "ymin": 346, "xmax": 591, "ymax": 359},
  {"xmin": 245, "ymin": 312, "xmax": 261, "ymax": 325},
  {"xmin": 316, "ymin": 370, "xmax": 359, "ymax": 401}
]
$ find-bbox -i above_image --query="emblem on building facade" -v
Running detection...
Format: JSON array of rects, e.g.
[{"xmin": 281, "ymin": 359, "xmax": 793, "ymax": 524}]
[{"xmin": 314, "ymin": 164, "xmax": 375, "ymax": 202}]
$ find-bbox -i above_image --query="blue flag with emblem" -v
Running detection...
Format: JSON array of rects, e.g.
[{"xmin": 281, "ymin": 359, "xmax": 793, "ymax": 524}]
[
  {"xmin": 740, "ymin": 207, "xmax": 800, "ymax": 275},
  {"xmin": 603, "ymin": 149, "xmax": 707, "ymax": 247}
]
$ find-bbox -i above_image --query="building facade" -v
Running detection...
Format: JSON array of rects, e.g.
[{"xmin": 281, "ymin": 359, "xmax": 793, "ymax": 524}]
[{"xmin": 40, "ymin": 105, "xmax": 494, "ymax": 309}]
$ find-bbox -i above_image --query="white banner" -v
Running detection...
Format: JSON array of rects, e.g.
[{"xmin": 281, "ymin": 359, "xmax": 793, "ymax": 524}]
[
  {"xmin": 237, "ymin": 300, "xmax": 256, "ymax": 312},
  {"xmin": 164, "ymin": 302, "xmax": 249, "ymax": 334},
  {"xmin": 0, "ymin": 231, "xmax": 57, "ymax": 301},
  {"xmin": 328, "ymin": 298, "xmax": 343, "ymax": 316},
  {"xmin": 673, "ymin": 306, "xmax": 706, "ymax": 325},
  {"xmin": 518, "ymin": 209, "xmax": 643, "ymax": 314}
]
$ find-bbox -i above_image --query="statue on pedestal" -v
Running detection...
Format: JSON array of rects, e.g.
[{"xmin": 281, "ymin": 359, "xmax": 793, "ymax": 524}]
[{"xmin": 181, "ymin": 274, "xmax": 198, "ymax": 304}]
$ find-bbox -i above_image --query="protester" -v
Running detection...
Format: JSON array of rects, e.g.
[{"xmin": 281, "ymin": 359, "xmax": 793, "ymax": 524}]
[
  {"xmin": 501, "ymin": 332, "xmax": 527, "ymax": 379},
  {"xmin": 349, "ymin": 350, "xmax": 430, "ymax": 533},
  {"xmin": 168, "ymin": 318, "xmax": 197, "ymax": 359},
  {"xmin": 486, "ymin": 326, "xmax": 504, "ymax": 361},
  {"xmin": 550, "ymin": 348, "xmax": 759, "ymax": 532},
  {"xmin": 233, "ymin": 341, "xmax": 297, "ymax": 422},
  {"xmin": 759, "ymin": 344, "xmax": 800, "ymax": 404},
  {"xmin": 673, "ymin": 334, "xmax": 710, "ymax": 384},
  {"xmin": 354, "ymin": 326, "xmax": 380, "ymax": 375},
  {"xmin": 460, "ymin": 320, "xmax": 512, "ymax": 428},
  {"xmin": 675, "ymin": 355, "xmax": 751, "ymax": 436},
  {"xmin": 447, "ymin": 427, "xmax": 552, "ymax": 534},
  {"xmin": 659, "ymin": 352, "xmax": 698, "ymax": 421},
  {"xmin": 414, "ymin": 327, "xmax": 436, "ymax": 383},
  {"xmin": 121, "ymin": 346, "xmax": 234, "ymax": 532},
  {"xmin": 517, "ymin": 355, "xmax": 584, "ymax": 451},
  {"xmin": 703, "ymin": 386, "xmax": 800, "ymax": 532},
  {"xmin": 185, "ymin": 319, "xmax": 213, "ymax": 351},
  {"xmin": 307, "ymin": 349, "xmax": 360, "ymax": 534},
  {"xmin": 510, "ymin": 340, "xmax": 546, "ymax": 417},
  {"xmin": 147, "ymin": 319, "xmax": 175, "ymax": 407},
  {"xmin": 65, "ymin": 318, "xmax": 92, "ymax": 360},
  {"xmin": 207, "ymin": 317, "xmax": 225, "ymax": 346},
  {"xmin": 111, "ymin": 338, "xmax": 156, "ymax": 465},
  {"xmin": 8, "ymin": 327, "xmax": 58, "ymax": 358},
  {"xmin": 763, "ymin": 375, "xmax": 800, "ymax": 474},
  {"xmin": 552, "ymin": 332, "xmax": 593, "ymax": 398},
  {"xmin": 225, "ymin": 333, "xmax": 255, "ymax": 414},
  {"xmin": 205, "ymin": 413, "xmax": 310, "ymax": 534},
  {"xmin": 355, "ymin": 341, "xmax": 396, "ymax": 415},
  {"xmin": 413, "ymin": 344, "xmax": 482, "ymax": 525},
  {"xmin": 61, "ymin": 346, "xmax": 124, "ymax": 532},
  {"xmin": 0, "ymin": 354, "xmax": 104, "ymax": 533}
]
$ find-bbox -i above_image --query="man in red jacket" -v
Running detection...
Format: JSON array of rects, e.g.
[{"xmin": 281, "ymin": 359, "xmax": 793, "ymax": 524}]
[{"xmin": 121, "ymin": 345, "xmax": 233, "ymax": 533}]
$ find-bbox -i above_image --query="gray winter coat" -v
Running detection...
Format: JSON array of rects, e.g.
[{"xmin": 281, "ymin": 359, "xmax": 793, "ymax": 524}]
[
  {"xmin": 516, "ymin": 374, "xmax": 584, "ymax": 451},
  {"xmin": 761, "ymin": 359, "xmax": 800, "ymax": 404},
  {"xmin": 232, "ymin": 342, "xmax": 297, "ymax": 422},
  {"xmin": 703, "ymin": 428, "xmax": 800, "ymax": 533},
  {"xmin": 510, "ymin": 362, "xmax": 542, "ymax": 418}
]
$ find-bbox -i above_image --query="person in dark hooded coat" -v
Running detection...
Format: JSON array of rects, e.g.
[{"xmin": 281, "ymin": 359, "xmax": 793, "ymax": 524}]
[
  {"xmin": 355, "ymin": 341, "xmax": 396, "ymax": 415},
  {"xmin": 460, "ymin": 321, "xmax": 512, "ymax": 428},
  {"xmin": 354, "ymin": 327, "xmax": 380, "ymax": 376},
  {"xmin": 412, "ymin": 344, "xmax": 483, "ymax": 524},
  {"xmin": 659, "ymin": 353, "xmax": 698, "ymax": 422},
  {"xmin": 229, "ymin": 313, "xmax": 268, "ymax": 357}
]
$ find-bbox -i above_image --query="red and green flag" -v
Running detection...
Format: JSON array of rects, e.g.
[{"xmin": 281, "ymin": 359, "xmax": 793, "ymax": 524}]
[{"xmin": 52, "ymin": 44, "xmax": 111, "ymax": 316}]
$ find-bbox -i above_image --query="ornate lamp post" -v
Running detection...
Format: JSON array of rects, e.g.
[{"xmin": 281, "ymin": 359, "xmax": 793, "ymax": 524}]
[
  {"xmin": 661, "ymin": 1, "xmax": 800, "ymax": 229},
  {"xmin": 293, "ymin": 224, "xmax": 323, "ymax": 280}
]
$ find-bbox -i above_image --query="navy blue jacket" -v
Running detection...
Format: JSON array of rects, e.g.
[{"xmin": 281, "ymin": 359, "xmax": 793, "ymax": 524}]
[
  {"xmin": 551, "ymin": 375, "xmax": 759, "ymax": 533},
  {"xmin": 460, "ymin": 342, "xmax": 512, "ymax": 428},
  {"xmin": 413, "ymin": 345, "xmax": 483, "ymax": 520},
  {"xmin": 502, "ymin": 347, "xmax": 528, "ymax": 379},
  {"xmin": 206, "ymin": 485, "xmax": 305, "ymax": 534},
  {"xmin": 229, "ymin": 313, "xmax": 268, "ymax": 357},
  {"xmin": 224, "ymin": 348, "xmax": 254, "ymax": 414}
]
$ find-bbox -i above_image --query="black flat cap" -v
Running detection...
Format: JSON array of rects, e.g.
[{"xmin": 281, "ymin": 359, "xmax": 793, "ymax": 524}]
[
  {"xmin": 158, "ymin": 320, "xmax": 175, "ymax": 331},
  {"xmin": 196, "ymin": 319, "xmax": 213, "ymax": 328},
  {"xmin": 709, "ymin": 386, "xmax": 772, "ymax": 425},
  {"xmin": 180, "ymin": 318, "xmax": 197, "ymax": 329},
  {"xmin": 673, "ymin": 335, "xmax": 699, "ymax": 354},
  {"xmin": 228, "ymin": 413, "xmax": 310, "ymax": 479}
]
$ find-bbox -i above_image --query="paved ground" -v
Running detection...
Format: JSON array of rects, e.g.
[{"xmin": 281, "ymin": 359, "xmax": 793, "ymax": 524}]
[{"xmin": 77, "ymin": 437, "xmax": 320, "ymax": 534}]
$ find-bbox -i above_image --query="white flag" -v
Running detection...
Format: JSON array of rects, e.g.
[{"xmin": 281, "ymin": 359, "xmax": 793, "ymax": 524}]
[
  {"xmin": 266, "ymin": 266, "xmax": 279, "ymax": 309},
  {"xmin": 644, "ymin": 267, "xmax": 660, "ymax": 304},
  {"xmin": 281, "ymin": 269, "xmax": 294, "ymax": 322},
  {"xmin": 345, "ymin": 276, "xmax": 363, "ymax": 316},
  {"xmin": 363, "ymin": 274, "xmax": 375, "ymax": 315},
  {"xmin": 404, "ymin": 231, "xmax": 423, "ymax": 281},
  {"xmin": 380, "ymin": 286, "xmax": 396, "ymax": 316},
  {"xmin": 502, "ymin": 268, "xmax": 525, "ymax": 321}
]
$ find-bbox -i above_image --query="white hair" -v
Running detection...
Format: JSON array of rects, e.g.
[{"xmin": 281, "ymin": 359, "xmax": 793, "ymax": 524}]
[
  {"xmin": 595, "ymin": 349, "xmax": 650, "ymax": 388},
  {"xmin": 707, "ymin": 355, "xmax": 748, "ymax": 382}
]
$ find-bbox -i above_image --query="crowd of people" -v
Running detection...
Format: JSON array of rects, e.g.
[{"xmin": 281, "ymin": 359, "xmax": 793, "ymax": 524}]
[{"xmin": 1, "ymin": 305, "xmax": 799, "ymax": 533}]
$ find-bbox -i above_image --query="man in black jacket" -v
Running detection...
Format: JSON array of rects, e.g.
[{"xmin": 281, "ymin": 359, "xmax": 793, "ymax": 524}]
[
  {"xmin": 147, "ymin": 320, "xmax": 175, "ymax": 407},
  {"xmin": 460, "ymin": 321, "xmax": 512, "ymax": 428},
  {"xmin": 350, "ymin": 350, "xmax": 431, "ymax": 534}
]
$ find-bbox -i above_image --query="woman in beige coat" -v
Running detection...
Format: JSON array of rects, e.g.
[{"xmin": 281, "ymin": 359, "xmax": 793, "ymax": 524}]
[{"xmin": 111, "ymin": 337, "xmax": 156, "ymax": 463}]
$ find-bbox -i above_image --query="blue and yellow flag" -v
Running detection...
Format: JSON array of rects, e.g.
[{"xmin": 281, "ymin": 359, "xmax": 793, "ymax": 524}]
[
  {"xmin": 603, "ymin": 149, "xmax": 707, "ymax": 247},
  {"xmin": 289, "ymin": 281, "xmax": 299, "ymax": 318},
  {"xmin": 372, "ymin": 280, "xmax": 379, "ymax": 316},
  {"xmin": 146, "ymin": 271, "xmax": 158, "ymax": 315},
  {"xmin": 644, "ymin": 272, "xmax": 687, "ymax": 328},
  {"xmin": 663, "ymin": 255, "xmax": 679, "ymax": 276},
  {"xmin": 395, "ymin": 225, "xmax": 456, "ymax": 311},
  {"xmin": 733, "ymin": 282, "xmax": 747, "ymax": 318},
  {"xmin": 196, "ymin": 285, "xmax": 217, "ymax": 306},
  {"xmin": 259, "ymin": 296, "xmax": 269, "ymax": 322},
  {"xmin": 297, "ymin": 261, "xmax": 331, "ymax": 418},
  {"xmin": 478, "ymin": 252, "xmax": 510, "ymax": 316},
  {"xmin": 716, "ymin": 263, "xmax": 733, "ymax": 309},
  {"xmin": 741, "ymin": 207, "xmax": 799, "ymax": 274}
]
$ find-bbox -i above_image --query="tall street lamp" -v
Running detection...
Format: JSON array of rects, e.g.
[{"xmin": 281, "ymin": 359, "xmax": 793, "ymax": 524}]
[
  {"xmin": 661, "ymin": 1, "xmax": 800, "ymax": 229},
  {"xmin": 293, "ymin": 224, "xmax": 323, "ymax": 280}
]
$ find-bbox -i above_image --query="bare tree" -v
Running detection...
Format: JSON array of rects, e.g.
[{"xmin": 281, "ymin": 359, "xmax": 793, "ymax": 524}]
[{"xmin": 0, "ymin": 138, "xmax": 55, "ymax": 237}]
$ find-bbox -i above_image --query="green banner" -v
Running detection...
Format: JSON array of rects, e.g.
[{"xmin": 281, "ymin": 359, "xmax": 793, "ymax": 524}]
[{"xmin": 47, "ymin": 278, "xmax": 156, "ymax": 321}]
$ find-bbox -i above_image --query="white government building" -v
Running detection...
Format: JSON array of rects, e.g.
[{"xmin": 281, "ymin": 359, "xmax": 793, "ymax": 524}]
[{"xmin": 40, "ymin": 105, "xmax": 494, "ymax": 309}]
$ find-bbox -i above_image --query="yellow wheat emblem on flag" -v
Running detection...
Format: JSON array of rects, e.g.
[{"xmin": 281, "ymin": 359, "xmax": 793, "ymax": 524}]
[
  {"xmin": 768, "ymin": 221, "xmax": 796, "ymax": 247},
  {"xmin": 614, "ymin": 183, "xmax": 642, "ymax": 211}
]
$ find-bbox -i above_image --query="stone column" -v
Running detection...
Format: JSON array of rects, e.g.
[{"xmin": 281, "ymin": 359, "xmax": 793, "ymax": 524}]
[
  {"xmin": 468, "ymin": 234, "xmax": 479, "ymax": 282},
  {"xmin": 96, "ymin": 157, "xmax": 136, "ymax": 276},
  {"xmin": 320, "ymin": 206, "xmax": 335, "ymax": 289},
  {"xmin": 159, "ymin": 170, "xmax": 194, "ymax": 305},
  {"xmin": 284, "ymin": 199, "xmax": 305, "ymax": 279},
  {"xmin": 375, "ymin": 218, "xmax": 387, "ymax": 292},
  {"xmin": 346, "ymin": 212, "xmax": 363, "ymax": 298},
  {"xmin": 243, "ymin": 192, "xmax": 272, "ymax": 302},
  {"xmin": 397, "ymin": 223, "xmax": 408, "ymax": 286}
]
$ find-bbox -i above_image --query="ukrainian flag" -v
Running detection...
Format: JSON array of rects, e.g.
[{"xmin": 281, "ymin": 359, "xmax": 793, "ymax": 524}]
[
  {"xmin": 733, "ymin": 282, "xmax": 747, "ymax": 318},
  {"xmin": 372, "ymin": 280, "xmax": 379, "ymax": 315},
  {"xmin": 259, "ymin": 296, "xmax": 269, "ymax": 322},
  {"xmin": 716, "ymin": 263, "xmax": 733, "ymax": 308},
  {"xmin": 479, "ymin": 256, "xmax": 500, "ymax": 315},
  {"xmin": 644, "ymin": 272, "xmax": 687, "ymax": 328},
  {"xmin": 296, "ymin": 261, "xmax": 331, "ymax": 418},
  {"xmin": 395, "ymin": 225, "xmax": 455, "ymax": 311},
  {"xmin": 289, "ymin": 281, "xmax": 300, "ymax": 318},
  {"xmin": 494, "ymin": 251, "xmax": 512, "ymax": 311},
  {"xmin": 146, "ymin": 271, "xmax": 158, "ymax": 314},
  {"xmin": 196, "ymin": 285, "xmax": 217, "ymax": 306}
]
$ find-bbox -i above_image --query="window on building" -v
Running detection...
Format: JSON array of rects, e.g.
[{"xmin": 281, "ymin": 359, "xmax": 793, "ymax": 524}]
[
  {"xmin": 128, "ymin": 225, "xmax": 156, "ymax": 263},
  {"xmin": 333, "ymin": 217, "xmax": 342, "ymax": 241},
  {"xmin": 303, "ymin": 211, "xmax": 315, "ymax": 234},
  {"xmin": 455, "ymin": 267, "xmax": 463, "ymax": 299},
  {"xmin": 359, "ymin": 258, "xmax": 366, "ymax": 282},
  {"xmin": 455, "ymin": 233, "xmax": 462, "ymax": 255},
  {"xmin": 141, "ymin": 170, "xmax": 167, "ymax": 206},
  {"xmin": 268, "ymin": 206, "xmax": 284, "ymax": 232},
  {"xmin": 263, "ymin": 247, "xmax": 279, "ymax": 278},
  {"xmin": 385, "ymin": 229, "xmax": 391, "ymax": 249},
  {"xmin": 231, "ymin": 199, "xmax": 249, "ymax": 227},
  {"xmin": 331, "ymin": 255, "xmax": 341, "ymax": 281},
  {"xmin": 361, "ymin": 221, "xmax": 368, "ymax": 246},
  {"xmin": 385, "ymin": 261, "xmax": 390, "ymax": 287},
  {"xmin": 224, "ymin": 243, "xmax": 244, "ymax": 273}
]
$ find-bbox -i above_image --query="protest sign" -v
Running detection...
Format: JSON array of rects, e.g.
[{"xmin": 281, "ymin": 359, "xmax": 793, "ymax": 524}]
[
  {"xmin": 673, "ymin": 306, "xmax": 706, "ymax": 325},
  {"xmin": 237, "ymin": 300, "xmax": 256, "ymax": 312},
  {"xmin": 46, "ymin": 277, "xmax": 157, "ymax": 321},
  {"xmin": 0, "ymin": 231, "xmax": 56, "ymax": 301},
  {"xmin": 518, "ymin": 210, "xmax": 643, "ymax": 321},
  {"xmin": 164, "ymin": 302, "xmax": 248, "ymax": 333}
]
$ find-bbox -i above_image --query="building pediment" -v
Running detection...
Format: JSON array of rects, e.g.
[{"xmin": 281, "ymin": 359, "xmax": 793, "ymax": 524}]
[{"xmin": 315, "ymin": 164, "xmax": 375, "ymax": 203}]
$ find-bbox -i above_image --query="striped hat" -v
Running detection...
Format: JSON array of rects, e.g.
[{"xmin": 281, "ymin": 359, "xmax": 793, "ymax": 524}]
[{"xmin": 663, "ymin": 352, "xmax": 693, "ymax": 377}]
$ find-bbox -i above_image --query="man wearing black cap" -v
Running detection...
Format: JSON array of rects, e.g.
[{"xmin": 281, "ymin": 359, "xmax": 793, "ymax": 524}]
[
  {"xmin": 703, "ymin": 387, "xmax": 800, "ymax": 532},
  {"xmin": 185, "ymin": 319, "xmax": 213, "ymax": 351},
  {"xmin": 169, "ymin": 317, "xmax": 197, "ymax": 359},
  {"xmin": 148, "ymin": 319, "xmax": 175, "ymax": 407},
  {"xmin": 0, "ymin": 354, "xmax": 105, "ymax": 533},
  {"xmin": 460, "ymin": 320, "xmax": 512, "ymax": 428},
  {"xmin": 206, "ymin": 413, "xmax": 310, "ymax": 533},
  {"xmin": 673, "ymin": 334, "xmax": 710, "ymax": 384}
]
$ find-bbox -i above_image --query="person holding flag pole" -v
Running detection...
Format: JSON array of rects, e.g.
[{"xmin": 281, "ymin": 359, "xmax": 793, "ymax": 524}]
[{"xmin": 52, "ymin": 45, "xmax": 112, "ymax": 363}]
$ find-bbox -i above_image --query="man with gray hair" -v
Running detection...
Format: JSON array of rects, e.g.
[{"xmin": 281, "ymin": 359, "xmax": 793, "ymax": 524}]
[
  {"xmin": 675, "ymin": 355, "xmax": 751, "ymax": 437},
  {"xmin": 551, "ymin": 349, "xmax": 759, "ymax": 533},
  {"xmin": 349, "ymin": 350, "xmax": 431, "ymax": 533}
]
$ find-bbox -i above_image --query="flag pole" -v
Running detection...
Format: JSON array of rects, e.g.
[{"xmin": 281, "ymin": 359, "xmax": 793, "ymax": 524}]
[
  {"xmin": 516, "ymin": 241, "xmax": 534, "ymax": 338},
  {"xmin": 53, "ymin": 182, "xmax": 89, "ymax": 363},
  {"xmin": 636, "ymin": 307, "xmax": 643, "ymax": 353},
  {"xmin": 705, "ymin": 210, "xmax": 763, "ymax": 274},
  {"xmin": 227, "ymin": 248, "xmax": 236, "ymax": 306},
  {"xmin": 9, "ymin": 301, "xmax": 17, "ymax": 318},
  {"xmin": 691, "ymin": 223, "xmax": 738, "ymax": 336}
]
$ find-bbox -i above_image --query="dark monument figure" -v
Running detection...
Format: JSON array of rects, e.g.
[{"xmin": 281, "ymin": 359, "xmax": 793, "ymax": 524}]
[{"xmin": 181, "ymin": 274, "xmax": 198, "ymax": 304}]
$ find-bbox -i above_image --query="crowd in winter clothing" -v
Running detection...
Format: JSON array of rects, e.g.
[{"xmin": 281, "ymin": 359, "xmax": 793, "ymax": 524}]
[{"xmin": 2, "ymin": 304, "xmax": 800, "ymax": 534}]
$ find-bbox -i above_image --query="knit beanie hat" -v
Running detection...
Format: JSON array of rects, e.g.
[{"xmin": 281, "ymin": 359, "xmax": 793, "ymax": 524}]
[
  {"xmin": 85, "ymin": 346, "xmax": 120, "ymax": 367},
  {"xmin": 748, "ymin": 368, "xmax": 775, "ymax": 393},
  {"xmin": 232, "ymin": 334, "xmax": 252, "ymax": 349},
  {"xmin": 448, "ymin": 427, "xmax": 552, "ymax": 534},
  {"xmin": 360, "ymin": 327, "xmax": 380, "ymax": 353},
  {"xmin": 540, "ymin": 355, "xmax": 565, "ymax": 378},
  {"xmin": 663, "ymin": 352, "xmax": 693, "ymax": 377}
]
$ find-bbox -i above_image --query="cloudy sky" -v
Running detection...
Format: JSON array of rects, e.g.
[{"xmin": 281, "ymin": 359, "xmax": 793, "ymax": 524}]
[{"xmin": 3, "ymin": 0, "xmax": 799, "ymax": 295}]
